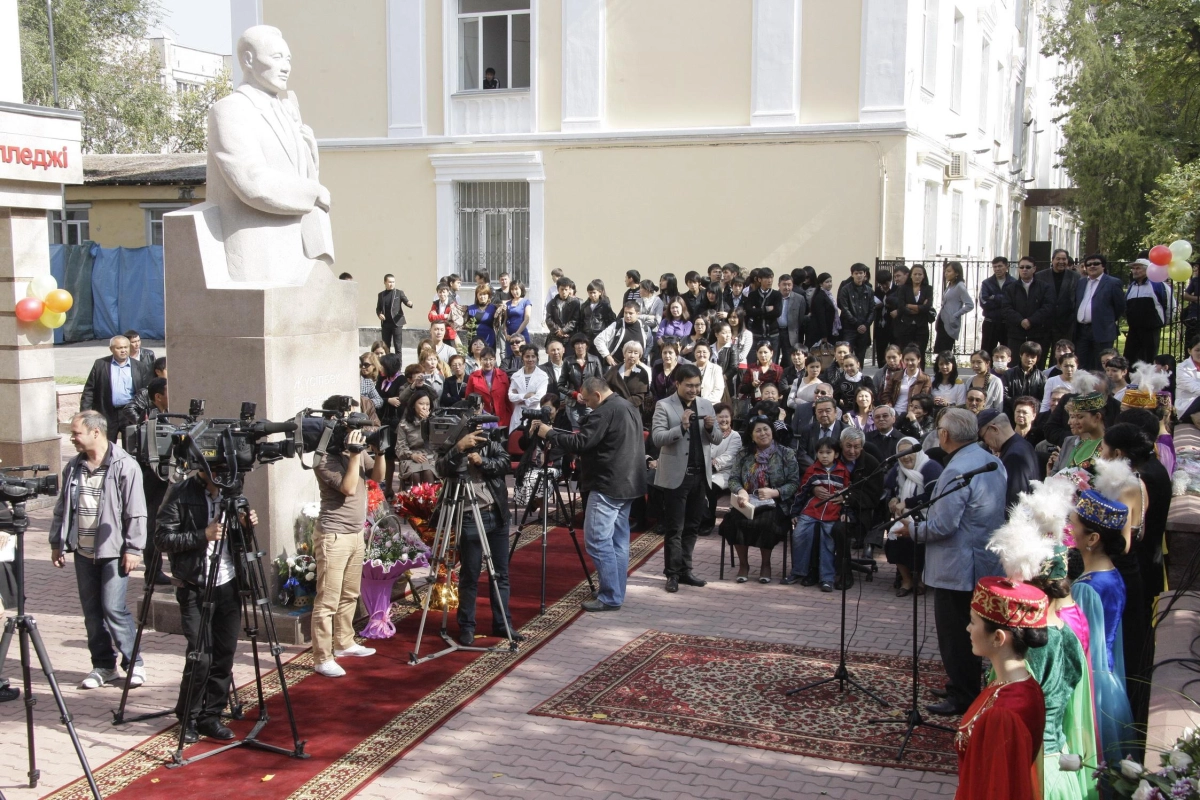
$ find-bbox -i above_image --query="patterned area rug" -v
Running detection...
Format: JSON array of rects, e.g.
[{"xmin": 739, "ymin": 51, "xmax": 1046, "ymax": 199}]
[{"xmin": 532, "ymin": 631, "xmax": 959, "ymax": 774}]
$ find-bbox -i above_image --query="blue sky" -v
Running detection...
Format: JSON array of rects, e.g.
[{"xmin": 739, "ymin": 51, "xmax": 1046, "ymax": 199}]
[{"xmin": 151, "ymin": 0, "xmax": 232, "ymax": 55}]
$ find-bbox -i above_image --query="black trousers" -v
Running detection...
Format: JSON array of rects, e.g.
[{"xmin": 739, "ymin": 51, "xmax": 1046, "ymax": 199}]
[
  {"xmin": 176, "ymin": 580, "xmax": 241, "ymax": 724},
  {"xmin": 934, "ymin": 587, "xmax": 981, "ymax": 711},
  {"xmin": 873, "ymin": 325, "xmax": 891, "ymax": 368},
  {"xmin": 980, "ymin": 319, "xmax": 1007, "ymax": 357},
  {"xmin": 381, "ymin": 321, "xmax": 403, "ymax": 358},
  {"xmin": 660, "ymin": 472, "xmax": 708, "ymax": 579},
  {"xmin": 844, "ymin": 328, "xmax": 870, "ymax": 365},
  {"xmin": 1074, "ymin": 326, "xmax": 1112, "ymax": 371},
  {"xmin": 932, "ymin": 317, "xmax": 957, "ymax": 354},
  {"xmin": 456, "ymin": 507, "xmax": 514, "ymax": 635},
  {"xmin": 1123, "ymin": 327, "xmax": 1162, "ymax": 367}
]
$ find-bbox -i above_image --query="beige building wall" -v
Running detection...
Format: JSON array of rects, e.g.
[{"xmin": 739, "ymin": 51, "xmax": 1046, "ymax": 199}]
[
  {"xmin": 63, "ymin": 186, "xmax": 206, "ymax": 249},
  {"xmin": 262, "ymin": 0, "xmax": 388, "ymax": 139},
  {"xmin": 800, "ymin": 0, "xmax": 862, "ymax": 124},
  {"xmin": 606, "ymin": 0, "xmax": 752, "ymax": 130},
  {"xmin": 425, "ymin": 0, "xmax": 445, "ymax": 136},
  {"xmin": 538, "ymin": 0, "xmax": 562, "ymax": 132}
]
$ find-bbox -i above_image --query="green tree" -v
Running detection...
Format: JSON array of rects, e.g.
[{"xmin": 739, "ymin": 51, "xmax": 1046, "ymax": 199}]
[
  {"xmin": 1045, "ymin": 0, "xmax": 1200, "ymax": 257},
  {"xmin": 19, "ymin": 0, "xmax": 176, "ymax": 153},
  {"xmin": 170, "ymin": 67, "xmax": 231, "ymax": 153}
]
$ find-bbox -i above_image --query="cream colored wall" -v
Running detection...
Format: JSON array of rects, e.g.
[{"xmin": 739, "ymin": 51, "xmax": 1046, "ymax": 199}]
[
  {"xmin": 426, "ymin": 0, "xmax": 444, "ymax": 136},
  {"xmin": 606, "ymin": 0, "xmax": 752, "ymax": 130},
  {"xmin": 800, "ymin": 0, "xmax": 862, "ymax": 124},
  {"xmin": 538, "ymin": 0, "xmax": 562, "ymax": 132},
  {"xmin": 323, "ymin": 137, "xmax": 899, "ymax": 323},
  {"xmin": 63, "ymin": 186, "xmax": 206, "ymax": 249},
  {"xmin": 262, "ymin": 0, "xmax": 388, "ymax": 139}
]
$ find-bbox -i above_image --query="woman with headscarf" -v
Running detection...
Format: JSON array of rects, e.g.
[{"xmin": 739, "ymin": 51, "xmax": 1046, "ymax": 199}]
[{"xmin": 883, "ymin": 437, "xmax": 943, "ymax": 597}]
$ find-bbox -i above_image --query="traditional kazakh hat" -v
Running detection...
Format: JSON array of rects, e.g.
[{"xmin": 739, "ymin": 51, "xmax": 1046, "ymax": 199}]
[
  {"xmin": 1075, "ymin": 489, "xmax": 1129, "ymax": 532},
  {"xmin": 1122, "ymin": 361, "xmax": 1169, "ymax": 410},
  {"xmin": 1038, "ymin": 545, "xmax": 1070, "ymax": 582},
  {"xmin": 971, "ymin": 576, "xmax": 1049, "ymax": 629},
  {"xmin": 1073, "ymin": 392, "xmax": 1107, "ymax": 412}
]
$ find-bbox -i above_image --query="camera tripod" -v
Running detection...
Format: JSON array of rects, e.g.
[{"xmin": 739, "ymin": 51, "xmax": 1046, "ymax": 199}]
[
  {"xmin": 0, "ymin": 498, "xmax": 102, "ymax": 799},
  {"xmin": 168, "ymin": 487, "xmax": 307, "ymax": 767},
  {"xmin": 511, "ymin": 440, "xmax": 593, "ymax": 614},
  {"xmin": 410, "ymin": 472, "xmax": 517, "ymax": 665}
]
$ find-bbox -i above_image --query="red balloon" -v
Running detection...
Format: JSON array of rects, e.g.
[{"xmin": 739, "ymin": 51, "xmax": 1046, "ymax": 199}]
[
  {"xmin": 14, "ymin": 297, "xmax": 44, "ymax": 323},
  {"xmin": 1149, "ymin": 245, "xmax": 1173, "ymax": 266}
]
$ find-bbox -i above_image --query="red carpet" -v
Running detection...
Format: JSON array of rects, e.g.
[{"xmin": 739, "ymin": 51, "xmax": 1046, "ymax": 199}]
[
  {"xmin": 532, "ymin": 630, "xmax": 958, "ymax": 774},
  {"xmin": 44, "ymin": 527, "xmax": 663, "ymax": 800}
]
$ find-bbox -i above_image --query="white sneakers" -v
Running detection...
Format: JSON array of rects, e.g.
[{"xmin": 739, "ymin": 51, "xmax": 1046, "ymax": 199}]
[
  {"xmin": 334, "ymin": 644, "xmax": 376, "ymax": 658},
  {"xmin": 79, "ymin": 667, "xmax": 119, "ymax": 689},
  {"xmin": 314, "ymin": 660, "xmax": 346, "ymax": 678},
  {"xmin": 128, "ymin": 665, "xmax": 146, "ymax": 688}
]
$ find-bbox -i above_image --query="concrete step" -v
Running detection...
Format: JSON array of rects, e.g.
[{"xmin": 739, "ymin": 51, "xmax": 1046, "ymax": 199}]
[{"xmin": 137, "ymin": 586, "xmax": 312, "ymax": 645}]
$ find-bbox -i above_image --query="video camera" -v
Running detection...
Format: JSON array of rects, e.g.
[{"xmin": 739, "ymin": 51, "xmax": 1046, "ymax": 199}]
[
  {"xmin": 0, "ymin": 464, "xmax": 58, "ymax": 503},
  {"xmin": 298, "ymin": 396, "xmax": 391, "ymax": 459},
  {"xmin": 426, "ymin": 396, "xmax": 502, "ymax": 455}
]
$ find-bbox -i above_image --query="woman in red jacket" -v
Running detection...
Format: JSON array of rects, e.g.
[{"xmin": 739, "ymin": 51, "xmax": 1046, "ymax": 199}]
[{"xmin": 463, "ymin": 346, "xmax": 513, "ymax": 428}]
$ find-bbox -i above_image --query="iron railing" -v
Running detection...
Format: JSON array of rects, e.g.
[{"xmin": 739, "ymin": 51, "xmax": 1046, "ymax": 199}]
[{"xmin": 454, "ymin": 181, "xmax": 529, "ymax": 286}]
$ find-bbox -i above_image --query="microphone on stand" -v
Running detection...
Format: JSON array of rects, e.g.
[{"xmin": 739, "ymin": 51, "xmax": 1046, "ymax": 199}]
[
  {"xmin": 876, "ymin": 440, "xmax": 924, "ymax": 467},
  {"xmin": 954, "ymin": 461, "xmax": 999, "ymax": 484}
]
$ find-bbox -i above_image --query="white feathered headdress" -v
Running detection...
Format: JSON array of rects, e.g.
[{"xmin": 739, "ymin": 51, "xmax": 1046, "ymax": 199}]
[
  {"xmin": 1093, "ymin": 456, "xmax": 1140, "ymax": 501},
  {"xmin": 1127, "ymin": 361, "xmax": 1169, "ymax": 395},
  {"xmin": 1071, "ymin": 370, "xmax": 1103, "ymax": 396},
  {"xmin": 988, "ymin": 476, "xmax": 1075, "ymax": 580}
]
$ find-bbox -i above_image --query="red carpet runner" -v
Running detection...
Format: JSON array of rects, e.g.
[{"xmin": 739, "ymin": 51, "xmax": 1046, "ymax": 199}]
[
  {"xmin": 532, "ymin": 630, "xmax": 958, "ymax": 774},
  {"xmin": 44, "ymin": 527, "xmax": 662, "ymax": 800}
]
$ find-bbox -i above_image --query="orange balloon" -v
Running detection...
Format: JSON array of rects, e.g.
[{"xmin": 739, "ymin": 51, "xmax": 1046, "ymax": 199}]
[{"xmin": 43, "ymin": 289, "xmax": 73, "ymax": 313}]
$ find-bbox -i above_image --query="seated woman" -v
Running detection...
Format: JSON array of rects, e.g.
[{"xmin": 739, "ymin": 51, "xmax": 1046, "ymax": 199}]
[
  {"xmin": 394, "ymin": 386, "xmax": 439, "ymax": 485},
  {"xmin": 360, "ymin": 352, "xmax": 384, "ymax": 410},
  {"xmin": 679, "ymin": 314, "xmax": 710, "ymax": 362},
  {"xmin": 416, "ymin": 349, "xmax": 445, "ymax": 402},
  {"xmin": 501, "ymin": 335, "xmax": 526, "ymax": 375},
  {"xmin": 651, "ymin": 340, "xmax": 682, "ymax": 401},
  {"xmin": 788, "ymin": 358, "xmax": 825, "ymax": 409},
  {"xmin": 831, "ymin": 354, "xmax": 868, "ymax": 412},
  {"xmin": 507, "ymin": 343, "xmax": 550, "ymax": 433},
  {"xmin": 718, "ymin": 414, "xmax": 800, "ymax": 584},
  {"xmin": 605, "ymin": 340, "xmax": 653, "ymax": 428},
  {"xmin": 739, "ymin": 340, "xmax": 784, "ymax": 402},
  {"xmin": 656, "ymin": 297, "xmax": 692, "ymax": 347},
  {"xmin": 702, "ymin": 403, "xmax": 741, "ymax": 534},
  {"xmin": 842, "ymin": 385, "xmax": 876, "ymax": 432},
  {"xmin": 965, "ymin": 349, "xmax": 1005, "ymax": 411},
  {"xmin": 693, "ymin": 341, "xmax": 726, "ymax": 405},
  {"xmin": 441, "ymin": 353, "xmax": 469, "ymax": 407},
  {"xmin": 883, "ymin": 437, "xmax": 942, "ymax": 596},
  {"xmin": 897, "ymin": 393, "xmax": 937, "ymax": 446},
  {"xmin": 930, "ymin": 351, "xmax": 965, "ymax": 409}
]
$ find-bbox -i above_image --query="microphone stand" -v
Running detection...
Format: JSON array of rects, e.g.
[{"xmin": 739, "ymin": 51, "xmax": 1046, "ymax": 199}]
[
  {"xmin": 784, "ymin": 475, "xmax": 887, "ymax": 707},
  {"xmin": 867, "ymin": 472, "xmax": 976, "ymax": 760}
]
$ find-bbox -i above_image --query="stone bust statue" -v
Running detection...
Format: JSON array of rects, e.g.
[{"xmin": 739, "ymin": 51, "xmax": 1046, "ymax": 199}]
[{"xmin": 205, "ymin": 25, "xmax": 334, "ymax": 285}]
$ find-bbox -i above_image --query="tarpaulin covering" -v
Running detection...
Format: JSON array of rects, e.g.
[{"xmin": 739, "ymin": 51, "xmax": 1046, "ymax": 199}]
[
  {"xmin": 85, "ymin": 245, "xmax": 165, "ymax": 341},
  {"xmin": 49, "ymin": 243, "xmax": 96, "ymax": 344}
]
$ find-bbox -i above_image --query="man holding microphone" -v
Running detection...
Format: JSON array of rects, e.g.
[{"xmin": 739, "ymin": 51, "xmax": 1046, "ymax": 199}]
[{"xmin": 531, "ymin": 377, "xmax": 645, "ymax": 612}]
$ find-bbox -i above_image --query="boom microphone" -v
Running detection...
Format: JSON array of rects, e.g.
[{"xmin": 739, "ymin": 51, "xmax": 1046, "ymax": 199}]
[{"xmin": 250, "ymin": 419, "xmax": 298, "ymax": 436}]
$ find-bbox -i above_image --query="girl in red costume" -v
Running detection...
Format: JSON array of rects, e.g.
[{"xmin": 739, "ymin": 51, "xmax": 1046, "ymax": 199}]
[{"xmin": 956, "ymin": 576, "xmax": 1049, "ymax": 800}]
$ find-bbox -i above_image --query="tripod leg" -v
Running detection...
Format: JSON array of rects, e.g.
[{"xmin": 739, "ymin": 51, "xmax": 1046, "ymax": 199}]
[
  {"xmin": 556, "ymin": 483, "xmax": 594, "ymax": 592},
  {"xmin": 114, "ymin": 548, "xmax": 162, "ymax": 724},
  {"xmin": 470, "ymin": 494, "xmax": 515, "ymax": 644},
  {"xmin": 17, "ymin": 622, "xmax": 36, "ymax": 787},
  {"xmin": 22, "ymin": 619, "xmax": 102, "ymax": 800},
  {"xmin": 411, "ymin": 481, "xmax": 460, "ymax": 660}
]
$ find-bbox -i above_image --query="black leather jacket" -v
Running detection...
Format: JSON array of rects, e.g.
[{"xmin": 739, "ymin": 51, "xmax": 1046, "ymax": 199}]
[
  {"xmin": 155, "ymin": 478, "xmax": 247, "ymax": 588},
  {"xmin": 436, "ymin": 436, "xmax": 511, "ymax": 527}
]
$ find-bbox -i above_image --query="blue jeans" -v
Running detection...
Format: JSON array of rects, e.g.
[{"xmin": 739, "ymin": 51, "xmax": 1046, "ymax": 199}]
[
  {"xmin": 457, "ymin": 507, "xmax": 513, "ymax": 635},
  {"xmin": 73, "ymin": 554, "xmax": 141, "ymax": 671},
  {"xmin": 584, "ymin": 492, "xmax": 632, "ymax": 607},
  {"xmin": 790, "ymin": 516, "xmax": 836, "ymax": 584}
]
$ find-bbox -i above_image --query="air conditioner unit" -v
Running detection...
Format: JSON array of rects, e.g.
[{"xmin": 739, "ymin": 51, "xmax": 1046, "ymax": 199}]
[{"xmin": 945, "ymin": 151, "xmax": 970, "ymax": 180}]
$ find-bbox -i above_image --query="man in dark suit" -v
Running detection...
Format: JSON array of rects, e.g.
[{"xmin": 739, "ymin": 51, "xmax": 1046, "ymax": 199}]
[
  {"xmin": 978, "ymin": 258, "xmax": 1015, "ymax": 355},
  {"xmin": 125, "ymin": 331, "xmax": 156, "ymax": 371},
  {"xmin": 376, "ymin": 273, "xmax": 412, "ymax": 356},
  {"xmin": 532, "ymin": 377, "xmax": 646, "ymax": 612},
  {"xmin": 743, "ymin": 267, "xmax": 783, "ymax": 355},
  {"xmin": 866, "ymin": 404, "xmax": 903, "ymax": 460},
  {"xmin": 838, "ymin": 428, "xmax": 885, "ymax": 579},
  {"xmin": 538, "ymin": 340, "xmax": 572, "ymax": 399},
  {"xmin": 1035, "ymin": 249, "xmax": 1080, "ymax": 348},
  {"xmin": 1073, "ymin": 254, "xmax": 1127, "ymax": 370},
  {"xmin": 790, "ymin": 383, "xmax": 834, "ymax": 440},
  {"xmin": 796, "ymin": 398, "xmax": 843, "ymax": 470},
  {"xmin": 545, "ymin": 277, "xmax": 582, "ymax": 349},
  {"xmin": 1001, "ymin": 257, "xmax": 1056, "ymax": 369},
  {"xmin": 775, "ymin": 273, "xmax": 806, "ymax": 365},
  {"xmin": 81, "ymin": 335, "xmax": 151, "ymax": 440},
  {"xmin": 977, "ymin": 409, "xmax": 1038, "ymax": 519}
]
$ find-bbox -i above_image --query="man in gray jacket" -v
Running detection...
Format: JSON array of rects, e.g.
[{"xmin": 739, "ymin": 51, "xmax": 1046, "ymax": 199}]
[
  {"xmin": 651, "ymin": 364, "xmax": 724, "ymax": 593},
  {"xmin": 50, "ymin": 410, "xmax": 147, "ymax": 690}
]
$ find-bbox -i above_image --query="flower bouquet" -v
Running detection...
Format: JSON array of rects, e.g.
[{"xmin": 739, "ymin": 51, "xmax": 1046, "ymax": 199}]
[
  {"xmin": 359, "ymin": 506, "xmax": 431, "ymax": 639},
  {"xmin": 394, "ymin": 481, "xmax": 442, "ymax": 544},
  {"xmin": 275, "ymin": 503, "xmax": 321, "ymax": 606},
  {"xmin": 1061, "ymin": 727, "xmax": 1200, "ymax": 799}
]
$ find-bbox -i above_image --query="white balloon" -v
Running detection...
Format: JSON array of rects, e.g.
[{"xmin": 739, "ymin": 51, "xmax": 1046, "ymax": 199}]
[{"xmin": 1170, "ymin": 239, "xmax": 1193, "ymax": 262}]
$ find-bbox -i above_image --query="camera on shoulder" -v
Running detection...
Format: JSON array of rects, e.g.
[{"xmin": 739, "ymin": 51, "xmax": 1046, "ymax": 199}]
[{"xmin": 300, "ymin": 395, "xmax": 392, "ymax": 458}]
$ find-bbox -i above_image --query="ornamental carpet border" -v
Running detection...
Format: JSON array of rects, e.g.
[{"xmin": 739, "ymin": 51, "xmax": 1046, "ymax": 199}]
[
  {"xmin": 42, "ymin": 526, "xmax": 663, "ymax": 800},
  {"xmin": 531, "ymin": 630, "xmax": 958, "ymax": 775}
]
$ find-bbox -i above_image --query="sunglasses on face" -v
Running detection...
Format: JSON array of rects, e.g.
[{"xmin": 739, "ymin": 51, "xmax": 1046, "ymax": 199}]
[{"xmin": 1085, "ymin": 261, "xmax": 1102, "ymax": 267}]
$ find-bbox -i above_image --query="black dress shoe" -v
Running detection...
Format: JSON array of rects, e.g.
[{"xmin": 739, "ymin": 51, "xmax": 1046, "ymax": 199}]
[
  {"xmin": 697, "ymin": 525, "xmax": 714, "ymax": 537},
  {"xmin": 800, "ymin": 576, "xmax": 819, "ymax": 587},
  {"xmin": 197, "ymin": 718, "xmax": 235, "ymax": 740},
  {"xmin": 665, "ymin": 577, "xmax": 679, "ymax": 593},
  {"xmin": 678, "ymin": 574, "xmax": 707, "ymax": 587},
  {"xmin": 180, "ymin": 722, "xmax": 199, "ymax": 744},
  {"xmin": 925, "ymin": 700, "xmax": 966, "ymax": 717},
  {"xmin": 153, "ymin": 571, "xmax": 172, "ymax": 586},
  {"xmin": 458, "ymin": 630, "xmax": 475, "ymax": 647},
  {"xmin": 0, "ymin": 685, "xmax": 19, "ymax": 703},
  {"xmin": 929, "ymin": 686, "xmax": 948, "ymax": 699}
]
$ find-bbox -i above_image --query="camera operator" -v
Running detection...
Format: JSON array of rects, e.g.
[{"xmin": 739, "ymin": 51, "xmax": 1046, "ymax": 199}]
[
  {"xmin": 119, "ymin": 377, "xmax": 172, "ymax": 586},
  {"xmin": 530, "ymin": 376, "xmax": 646, "ymax": 612},
  {"xmin": 436, "ymin": 426, "xmax": 523, "ymax": 646},
  {"xmin": 155, "ymin": 466, "xmax": 260, "ymax": 742},
  {"xmin": 310, "ymin": 395, "xmax": 386, "ymax": 678}
]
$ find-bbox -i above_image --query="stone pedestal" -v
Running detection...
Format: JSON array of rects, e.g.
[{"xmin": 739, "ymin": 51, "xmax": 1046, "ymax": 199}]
[{"xmin": 164, "ymin": 203, "xmax": 358, "ymax": 569}]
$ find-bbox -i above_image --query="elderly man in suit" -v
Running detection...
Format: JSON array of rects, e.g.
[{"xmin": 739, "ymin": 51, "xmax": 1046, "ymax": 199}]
[
  {"xmin": 1073, "ymin": 254, "xmax": 1127, "ymax": 370},
  {"xmin": 893, "ymin": 408, "xmax": 1006, "ymax": 716},
  {"xmin": 775, "ymin": 273, "xmax": 806, "ymax": 365},
  {"xmin": 207, "ymin": 25, "xmax": 333, "ymax": 285},
  {"xmin": 796, "ymin": 397, "xmax": 844, "ymax": 470},
  {"xmin": 81, "ymin": 335, "xmax": 151, "ymax": 440},
  {"xmin": 650, "ymin": 364, "xmax": 724, "ymax": 593}
]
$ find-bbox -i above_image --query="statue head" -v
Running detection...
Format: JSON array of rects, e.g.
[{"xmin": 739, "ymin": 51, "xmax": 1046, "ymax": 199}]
[{"xmin": 237, "ymin": 25, "xmax": 291, "ymax": 95}]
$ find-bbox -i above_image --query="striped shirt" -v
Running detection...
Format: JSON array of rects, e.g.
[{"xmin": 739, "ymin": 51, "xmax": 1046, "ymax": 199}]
[{"xmin": 75, "ymin": 464, "xmax": 108, "ymax": 557}]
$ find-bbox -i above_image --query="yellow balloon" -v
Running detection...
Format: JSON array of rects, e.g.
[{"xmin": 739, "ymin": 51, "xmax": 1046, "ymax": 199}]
[
  {"xmin": 27, "ymin": 275, "xmax": 57, "ymax": 300},
  {"xmin": 39, "ymin": 309, "xmax": 66, "ymax": 329},
  {"xmin": 1169, "ymin": 259, "xmax": 1192, "ymax": 283},
  {"xmin": 43, "ymin": 289, "xmax": 73, "ymax": 313}
]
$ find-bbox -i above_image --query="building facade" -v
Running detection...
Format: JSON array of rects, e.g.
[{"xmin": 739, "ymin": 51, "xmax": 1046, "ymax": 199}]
[
  {"xmin": 147, "ymin": 36, "xmax": 233, "ymax": 95},
  {"xmin": 240, "ymin": 0, "xmax": 1077, "ymax": 329}
]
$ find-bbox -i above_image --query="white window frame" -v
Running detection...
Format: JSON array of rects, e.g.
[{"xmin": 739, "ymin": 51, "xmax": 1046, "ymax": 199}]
[
  {"xmin": 431, "ymin": 151, "xmax": 545, "ymax": 330},
  {"xmin": 923, "ymin": 181, "xmax": 940, "ymax": 259},
  {"xmin": 453, "ymin": 0, "xmax": 532, "ymax": 94},
  {"xmin": 949, "ymin": 10, "xmax": 964, "ymax": 113},
  {"xmin": 47, "ymin": 203, "xmax": 91, "ymax": 246},
  {"xmin": 977, "ymin": 199, "xmax": 989, "ymax": 257},
  {"xmin": 920, "ymin": 0, "xmax": 939, "ymax": 95},
  {"xmin": 142, "ymin": 203, "xmax": 190, "ymax": 246},
  {"xmin": 443, "ymin": 0, "xmax": 538, "ymax": 135}
]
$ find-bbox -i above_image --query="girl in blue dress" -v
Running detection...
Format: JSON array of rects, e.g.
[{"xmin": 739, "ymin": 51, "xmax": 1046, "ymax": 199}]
[
  {"xmin": 466, "ymin": 284, "xmax": 498, "ymax": 349},
  {"xmin": 503, "ymin": 281, "xmax": 532, "ymax": 343},
  {"xmin": 1069, "ymin": 488, "xmax": 1135, "ymax": 768}
]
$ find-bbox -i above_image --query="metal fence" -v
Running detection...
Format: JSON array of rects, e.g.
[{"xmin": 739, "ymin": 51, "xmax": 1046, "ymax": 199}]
[
  {"xmin": 889, "ymin": 258, "xmax": 1194, "ymax": 366},
  {"xmin": 454, "ymin": 181, "xmax": 530, "ymax": 286}
]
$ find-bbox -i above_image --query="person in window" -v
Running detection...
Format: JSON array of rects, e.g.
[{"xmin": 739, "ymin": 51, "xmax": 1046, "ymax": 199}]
[{"xmin": 483, "ymin": 67, "xmax": 499, "ymax": 90}]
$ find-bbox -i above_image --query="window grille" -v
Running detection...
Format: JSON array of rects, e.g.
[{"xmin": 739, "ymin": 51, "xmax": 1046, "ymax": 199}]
[{"xmin": 455, "ymin": 181, "xmax": 529, "ymax": 286}]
